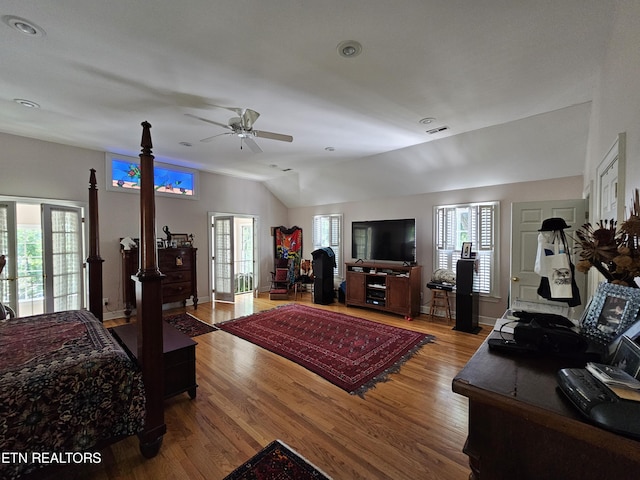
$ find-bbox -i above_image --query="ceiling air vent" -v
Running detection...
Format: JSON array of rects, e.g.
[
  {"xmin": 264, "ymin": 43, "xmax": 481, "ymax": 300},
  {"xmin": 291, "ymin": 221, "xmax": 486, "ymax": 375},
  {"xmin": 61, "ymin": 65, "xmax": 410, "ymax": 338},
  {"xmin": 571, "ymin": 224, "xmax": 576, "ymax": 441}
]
[{"xmin": 426, "ymin": 126, "xmax": 449, "ymax": 135}]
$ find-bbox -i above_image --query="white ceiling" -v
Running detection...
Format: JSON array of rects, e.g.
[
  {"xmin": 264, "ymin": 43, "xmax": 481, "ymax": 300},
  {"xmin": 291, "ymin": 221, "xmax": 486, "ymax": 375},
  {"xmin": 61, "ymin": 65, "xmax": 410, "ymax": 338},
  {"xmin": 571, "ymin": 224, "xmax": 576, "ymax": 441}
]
[{"xmin": 0, "ymin": 1, "xmax": 614, "ymax": 208}]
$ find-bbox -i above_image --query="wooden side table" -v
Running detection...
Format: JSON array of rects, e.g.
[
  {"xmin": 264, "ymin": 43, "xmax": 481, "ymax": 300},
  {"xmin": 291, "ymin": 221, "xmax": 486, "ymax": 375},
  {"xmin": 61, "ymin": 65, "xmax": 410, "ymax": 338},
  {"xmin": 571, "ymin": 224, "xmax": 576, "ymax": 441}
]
[{"xmin": 111, "ymin": 322, "xmax": 198, "ymax": 399}]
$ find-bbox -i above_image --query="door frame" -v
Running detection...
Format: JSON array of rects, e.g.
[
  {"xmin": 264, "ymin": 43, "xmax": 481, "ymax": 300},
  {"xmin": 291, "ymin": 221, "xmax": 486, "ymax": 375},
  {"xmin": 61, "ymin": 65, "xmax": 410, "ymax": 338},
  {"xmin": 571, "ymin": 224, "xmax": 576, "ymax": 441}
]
[
  {"xmin": 207, "ymin": 211, "xmax": 260, "ymax": 302},
  {"xmin": 596, "ymin": 132, "xmax": 626, "ymax": 224}
]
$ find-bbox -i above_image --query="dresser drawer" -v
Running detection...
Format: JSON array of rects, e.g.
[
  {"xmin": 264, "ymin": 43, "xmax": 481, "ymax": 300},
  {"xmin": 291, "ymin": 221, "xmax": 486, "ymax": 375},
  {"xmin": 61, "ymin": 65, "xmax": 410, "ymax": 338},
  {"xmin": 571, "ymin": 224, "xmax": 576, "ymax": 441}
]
[
  {"xmin": 158, "ymin": 249, "xmax": 192, "ymax": 269},
  {"xmin": 162, "ymin": 270, "xmax": 191, "ymax": 284},
  {"xmin": 162, "ymin": 281, "xmax": 192, "ymax": 298}
]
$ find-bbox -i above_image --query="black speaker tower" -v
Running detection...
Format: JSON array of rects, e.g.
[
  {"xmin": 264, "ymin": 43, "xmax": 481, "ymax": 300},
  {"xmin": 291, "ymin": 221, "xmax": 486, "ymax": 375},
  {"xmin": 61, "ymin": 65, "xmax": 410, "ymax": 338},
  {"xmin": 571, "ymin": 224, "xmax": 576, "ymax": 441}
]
[{"xmin": 455, "ymin": 259, "xmax": 481, "ymax": 334}]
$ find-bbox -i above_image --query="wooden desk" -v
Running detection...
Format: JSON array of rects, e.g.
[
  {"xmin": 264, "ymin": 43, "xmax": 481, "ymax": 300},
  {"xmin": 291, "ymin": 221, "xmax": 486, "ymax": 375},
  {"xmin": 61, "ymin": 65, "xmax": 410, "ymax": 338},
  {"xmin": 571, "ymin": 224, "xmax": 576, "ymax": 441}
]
[
  {"xmin": 452, "ymin": 333, "xmax": 640, "ymax": 480},
  {"xmin": 112, "ymin": 322, "xmax": 198, "ymax": 400}
]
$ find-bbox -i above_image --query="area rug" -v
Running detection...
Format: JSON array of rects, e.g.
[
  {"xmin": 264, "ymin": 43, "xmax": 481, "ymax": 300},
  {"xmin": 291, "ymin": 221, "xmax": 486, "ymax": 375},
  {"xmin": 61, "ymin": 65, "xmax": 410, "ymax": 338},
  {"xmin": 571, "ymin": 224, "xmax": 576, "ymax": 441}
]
[
  {"xmin": 218, "ymin": 304, "xmax": 434, "ymax": 395},
  {"xmin": 163, "ymin": 312, "xmax": 218, "ymax": 337},
  {"xmin": 224, "ymin": 440, "xmax": 332, "ymax": 480}
]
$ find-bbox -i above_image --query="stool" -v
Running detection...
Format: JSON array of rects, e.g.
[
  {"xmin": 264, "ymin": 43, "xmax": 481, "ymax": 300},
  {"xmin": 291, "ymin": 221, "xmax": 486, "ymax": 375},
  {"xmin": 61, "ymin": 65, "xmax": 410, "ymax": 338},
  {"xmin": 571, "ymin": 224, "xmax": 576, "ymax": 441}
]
[{"xmin": 429, "ymin": 289, "xmax": 452, "ymax": 323}]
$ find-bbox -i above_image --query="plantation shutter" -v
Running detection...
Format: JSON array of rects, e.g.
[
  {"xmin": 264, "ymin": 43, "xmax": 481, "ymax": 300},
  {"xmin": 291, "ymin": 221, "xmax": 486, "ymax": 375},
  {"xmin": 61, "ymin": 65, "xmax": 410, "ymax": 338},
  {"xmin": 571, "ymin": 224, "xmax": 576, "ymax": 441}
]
[
  {"xmin": 478, "ymin": 204, "xmax": 494, "ymax": 250},
  {"xmin": 433, "ymin": 201, "xmax": 498, "ymax": 296},
  {"xmin": 435, "ymin": 208, "xmax": 445, "ymax": 249},
  {"xmin": 312, "ymin": 214, "xmax": 342, "ymax": 277}
]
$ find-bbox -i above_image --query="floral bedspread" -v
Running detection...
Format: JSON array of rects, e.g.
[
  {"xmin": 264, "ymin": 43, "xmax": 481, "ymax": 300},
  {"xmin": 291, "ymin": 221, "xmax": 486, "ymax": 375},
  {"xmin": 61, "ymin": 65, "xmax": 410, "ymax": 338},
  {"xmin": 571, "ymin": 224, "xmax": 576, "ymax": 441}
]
[{"xmin": 0, "ymin": 310, "xmax": 145, "ymax": 479}]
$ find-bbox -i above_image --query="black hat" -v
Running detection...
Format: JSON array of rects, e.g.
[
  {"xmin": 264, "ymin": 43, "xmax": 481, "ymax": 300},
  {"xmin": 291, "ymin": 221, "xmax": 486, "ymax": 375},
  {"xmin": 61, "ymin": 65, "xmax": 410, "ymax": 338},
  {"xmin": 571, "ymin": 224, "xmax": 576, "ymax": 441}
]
[{"xmin": 538, "ymin": 217, "xmax": 570, "ymax": 231}]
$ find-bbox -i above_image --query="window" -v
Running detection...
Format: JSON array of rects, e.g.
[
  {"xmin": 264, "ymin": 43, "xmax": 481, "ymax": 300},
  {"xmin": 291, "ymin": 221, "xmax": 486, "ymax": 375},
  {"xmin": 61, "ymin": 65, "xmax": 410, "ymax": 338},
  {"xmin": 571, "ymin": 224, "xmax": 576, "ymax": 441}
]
[
  {"xmin": 313, "ymin": 214, "xmax": 342, "ymax": 277},
  {"xmin": 434, "ymin": 202, "xmax": 499, "ymax": 295},
  {"xmin": 106, "ymin": 153, "xmax": 199, "ymax": 199}
]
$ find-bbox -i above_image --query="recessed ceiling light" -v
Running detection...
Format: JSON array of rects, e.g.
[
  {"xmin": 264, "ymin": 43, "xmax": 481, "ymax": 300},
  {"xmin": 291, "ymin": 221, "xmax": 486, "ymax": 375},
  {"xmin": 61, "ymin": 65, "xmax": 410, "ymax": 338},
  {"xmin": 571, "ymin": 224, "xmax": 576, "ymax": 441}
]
[
  {"xmin": 419, "ymin": 117, "xmax": 436, "ymax": 125},
  {"xmin": 14, "ymin": 99, "xmax": 40, "ymax": 108},
  {"xmin": 337, "ymin": 40, "xmax": 362, "ymax": 58},
  {"xmin": 3, "ymin": 16, "xmax": 45, "ymax": 36}
]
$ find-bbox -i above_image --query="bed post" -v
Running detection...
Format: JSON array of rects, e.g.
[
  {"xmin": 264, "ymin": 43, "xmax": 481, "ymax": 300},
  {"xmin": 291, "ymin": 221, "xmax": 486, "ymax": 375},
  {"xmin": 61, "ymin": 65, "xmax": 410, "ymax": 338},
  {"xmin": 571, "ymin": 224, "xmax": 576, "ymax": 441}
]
[
  {"xmin": 133, "ymin": 121, "xmax": 166, "ymax": 458},
  {"xmin": 87, "ymin": 169, "xmax": 104, "ymax": 321}
]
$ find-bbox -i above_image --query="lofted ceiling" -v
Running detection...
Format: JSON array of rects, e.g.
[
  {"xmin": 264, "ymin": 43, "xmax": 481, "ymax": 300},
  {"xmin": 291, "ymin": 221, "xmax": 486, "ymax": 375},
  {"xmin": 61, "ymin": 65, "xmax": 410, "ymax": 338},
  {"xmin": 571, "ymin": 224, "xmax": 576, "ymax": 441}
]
[{"xmin": 0, "ymin": 1, "xmax": 614, "ymax": 208}]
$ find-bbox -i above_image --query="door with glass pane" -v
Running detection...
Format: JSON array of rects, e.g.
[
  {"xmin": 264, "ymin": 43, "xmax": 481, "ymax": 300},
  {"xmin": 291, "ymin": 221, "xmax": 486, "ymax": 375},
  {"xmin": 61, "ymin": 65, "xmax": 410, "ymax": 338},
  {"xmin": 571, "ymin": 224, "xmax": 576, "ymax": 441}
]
[
  {"xmin": 42, "ymin": 204, "xmax": 83, "ymax": 312},
  {"xmin": 214, "ymin": 216, "xmax": 234, "ymax": 302},
  {"xmin": 234, "ymin": 218, "xmax": 254, "ymax": 294},
  {"xmin": 0, "ymin": 202, "xmax": 17, "ymax": 314}
]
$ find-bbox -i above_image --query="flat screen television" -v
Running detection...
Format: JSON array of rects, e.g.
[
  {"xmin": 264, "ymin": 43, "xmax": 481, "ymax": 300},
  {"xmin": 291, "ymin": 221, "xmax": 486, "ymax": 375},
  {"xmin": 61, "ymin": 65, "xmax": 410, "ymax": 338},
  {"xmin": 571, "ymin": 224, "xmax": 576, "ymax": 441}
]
[{"xmin": 351, "ymin": 218, "xmax": 416, "ymax": 263}]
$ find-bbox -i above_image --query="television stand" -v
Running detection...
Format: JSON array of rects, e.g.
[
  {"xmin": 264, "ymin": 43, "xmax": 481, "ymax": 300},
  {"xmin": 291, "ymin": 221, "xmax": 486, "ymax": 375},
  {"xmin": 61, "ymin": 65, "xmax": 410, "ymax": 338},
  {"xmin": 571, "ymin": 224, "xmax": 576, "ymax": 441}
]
[{"xmin": 345, "ymin": 262, "xmax": 422, "ymax": 320}]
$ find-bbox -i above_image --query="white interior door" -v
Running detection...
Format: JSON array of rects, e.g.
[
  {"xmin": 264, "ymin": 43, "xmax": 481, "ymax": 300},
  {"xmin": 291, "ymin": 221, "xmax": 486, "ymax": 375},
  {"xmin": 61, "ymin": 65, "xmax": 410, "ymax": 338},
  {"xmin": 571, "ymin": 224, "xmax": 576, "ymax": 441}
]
[
  {"xmin": 597, "ymin": 133, "xmax": 626, "ymax": 223},
  {"xmin": 42, "ymin": 204, "xmax": 83, "ymax": 312},
  {"xmin": 511, "ymin": 199, "xmax": 587, "ymax": 317},
  {"xmin": 214, "ymin": 215, "xmax": 235, "ymax": 302}
]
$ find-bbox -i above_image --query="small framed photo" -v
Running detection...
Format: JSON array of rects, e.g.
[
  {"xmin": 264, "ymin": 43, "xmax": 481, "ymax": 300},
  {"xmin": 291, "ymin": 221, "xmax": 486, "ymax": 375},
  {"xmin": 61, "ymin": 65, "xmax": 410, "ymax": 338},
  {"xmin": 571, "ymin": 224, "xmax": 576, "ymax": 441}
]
[
  {"xmin": 461, "ymin": 242, "xmax": 472, "ymax": 259},
  {"xmin": 581, "ymin": 282, "xmax": 640, "ymax": 346},
  {"xmin": 171, "ymin": 234, "xmax": 189, "ymax": 246},
  {"xmin": 156, "ymin": 239, "xmax": 165, "ymax": 248},
  {"xmin": 611, "ymin": 336, "xmax": 640, "ymax": 378}
]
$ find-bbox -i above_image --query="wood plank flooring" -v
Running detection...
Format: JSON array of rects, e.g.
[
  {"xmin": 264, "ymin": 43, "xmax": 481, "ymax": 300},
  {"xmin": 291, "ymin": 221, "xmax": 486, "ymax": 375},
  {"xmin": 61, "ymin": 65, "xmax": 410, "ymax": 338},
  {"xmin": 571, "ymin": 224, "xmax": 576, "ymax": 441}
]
[{"xmin": 68, "ymin": 294, "xmax": 489, "ymax": 480}]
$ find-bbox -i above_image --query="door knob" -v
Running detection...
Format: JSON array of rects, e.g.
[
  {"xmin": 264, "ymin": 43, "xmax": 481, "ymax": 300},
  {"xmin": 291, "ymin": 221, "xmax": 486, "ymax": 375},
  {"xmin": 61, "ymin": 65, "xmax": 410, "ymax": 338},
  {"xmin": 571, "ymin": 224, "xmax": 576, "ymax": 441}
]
[{"xmin": 512, "ymin": 277, "xmax": 519, "ymax": 282}]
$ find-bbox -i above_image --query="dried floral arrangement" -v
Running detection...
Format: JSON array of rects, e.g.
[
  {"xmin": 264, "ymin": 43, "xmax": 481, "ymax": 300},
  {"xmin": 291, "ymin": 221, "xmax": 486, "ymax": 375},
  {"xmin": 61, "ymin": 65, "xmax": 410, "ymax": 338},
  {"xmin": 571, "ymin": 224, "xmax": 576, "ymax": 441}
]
[{"xmin": 575, "ymin": 189, "xmax": 640, "ymax": 288}]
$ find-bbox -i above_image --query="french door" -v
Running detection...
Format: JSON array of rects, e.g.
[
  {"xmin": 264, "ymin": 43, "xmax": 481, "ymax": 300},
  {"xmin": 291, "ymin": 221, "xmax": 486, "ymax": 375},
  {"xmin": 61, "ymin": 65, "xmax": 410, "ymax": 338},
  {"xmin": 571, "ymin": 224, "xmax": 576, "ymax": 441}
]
[
  {"xmin": 0, "ymin": 200, "xmax": 83, "ymax": 316},
  {"xmin": 211, "ymin": 214, "xmax": 257, "ymax": 303},
  {"xmin": 213, "ymin": 216, "xmax": 235, "ymax": 302},
  {"xmin": 42, "ymin": 204, "xmax": 83, "ymax": 312},
  {"xmin": 0, "ymin": 202, "xmax": 17, "ymax": 313}
]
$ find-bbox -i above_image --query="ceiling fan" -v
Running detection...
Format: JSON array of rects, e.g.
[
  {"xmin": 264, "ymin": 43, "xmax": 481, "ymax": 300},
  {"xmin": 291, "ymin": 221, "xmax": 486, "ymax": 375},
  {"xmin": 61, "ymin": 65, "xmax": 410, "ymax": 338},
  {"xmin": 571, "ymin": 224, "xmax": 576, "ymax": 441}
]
[{"xmin": 185, "ymin": 107, "xmax": 293, "ymax": 153}]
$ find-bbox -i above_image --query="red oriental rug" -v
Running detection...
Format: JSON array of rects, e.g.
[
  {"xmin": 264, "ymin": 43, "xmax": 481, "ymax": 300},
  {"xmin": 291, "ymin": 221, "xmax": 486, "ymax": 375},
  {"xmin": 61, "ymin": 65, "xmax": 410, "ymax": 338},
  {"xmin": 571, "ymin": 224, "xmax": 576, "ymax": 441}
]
[
  {"xmin": 224, "ymin": 440, "xmax": 332, "ymax": 480},
  {"xmin": 164, "ymin": 312, "xmax": 218, "ymax": 337},
  {"xmin": 218, "ymin": 304, "xmax": 434, "ymax": 395}
]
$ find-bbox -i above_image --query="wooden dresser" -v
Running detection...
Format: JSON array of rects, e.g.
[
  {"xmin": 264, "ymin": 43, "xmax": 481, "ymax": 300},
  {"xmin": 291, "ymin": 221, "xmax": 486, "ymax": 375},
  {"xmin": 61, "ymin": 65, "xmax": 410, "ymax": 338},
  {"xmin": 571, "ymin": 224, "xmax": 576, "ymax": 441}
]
[
  {"xmin": 122, "ymin": 246, "xmax": 198, "ymax": 319},
  {"xmin": 452, "ymin": 332, "xmax": 640, "ymax": 479}
]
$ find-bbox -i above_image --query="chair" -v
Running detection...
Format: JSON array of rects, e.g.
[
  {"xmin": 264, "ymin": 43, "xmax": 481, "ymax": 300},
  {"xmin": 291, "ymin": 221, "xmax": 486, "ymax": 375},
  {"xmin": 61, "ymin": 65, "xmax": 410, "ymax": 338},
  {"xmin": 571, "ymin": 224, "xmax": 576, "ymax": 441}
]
[
  {"xmin": 269, "ymin": 258, "xmax": 292, "ymax": 300},
  {"xmin": 427, "ymin": 281, "xmax": 453, "ymax": 323},
  {"xmin": 294, "ymin": 259, "xmax": 314, "ymax": 299}
]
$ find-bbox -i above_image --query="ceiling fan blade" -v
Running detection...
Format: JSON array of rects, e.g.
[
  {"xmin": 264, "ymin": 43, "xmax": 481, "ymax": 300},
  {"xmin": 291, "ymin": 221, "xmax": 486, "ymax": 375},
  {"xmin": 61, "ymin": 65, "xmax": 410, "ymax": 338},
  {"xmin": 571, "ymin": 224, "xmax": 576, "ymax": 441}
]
[
  {"xmin": 210, "ymin": 106, "xmax": 260, "ymax": 129},
  {"xmin": 242, "ymin": 136, "xmax": 263, "ymax": 153},
  {"xmin": 254, "ymin": 130, "xmax": 293, "ymax": 142},
  {"xmin": 184, "ymin": 113, "xmax": 232, "ymax": 130},
  {"xmin": 200, "ymin": 132, "xmax": 231, "ymax": 143},
  {"xmin": 241, "ymin": 109, "xmax": 260, "ymax": 129}
]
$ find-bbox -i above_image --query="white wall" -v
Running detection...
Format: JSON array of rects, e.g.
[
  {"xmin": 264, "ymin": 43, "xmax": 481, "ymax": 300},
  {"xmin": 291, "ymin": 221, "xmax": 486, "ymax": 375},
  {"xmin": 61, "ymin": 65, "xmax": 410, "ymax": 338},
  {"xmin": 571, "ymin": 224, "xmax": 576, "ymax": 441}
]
[
  {"xmin": 0, "ymin": 132, "xmax": 288, "ymax": 316},
  {"xmin": 288, "ymin": 175, "xmax": 584, "ymax": 322},
  {"xmin": 585, "ymin": 0, "xmax": 640, "ymax": 204}
]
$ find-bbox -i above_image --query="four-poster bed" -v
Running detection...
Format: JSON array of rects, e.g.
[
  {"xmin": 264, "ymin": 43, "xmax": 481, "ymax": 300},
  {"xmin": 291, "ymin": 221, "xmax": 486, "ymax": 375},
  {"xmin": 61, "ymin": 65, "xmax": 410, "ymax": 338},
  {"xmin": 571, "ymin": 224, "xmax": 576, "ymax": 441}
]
[{"xmin": 0, "ymin": 122, "xmax": 166, "ymax": 478}]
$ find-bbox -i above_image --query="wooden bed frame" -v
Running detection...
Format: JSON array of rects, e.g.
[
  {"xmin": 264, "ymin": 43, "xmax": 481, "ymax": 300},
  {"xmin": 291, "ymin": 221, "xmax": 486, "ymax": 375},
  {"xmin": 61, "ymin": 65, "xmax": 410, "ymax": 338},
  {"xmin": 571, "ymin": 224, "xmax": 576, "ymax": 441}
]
[
  {"xmin": 88, "ymin": 121, "xmax": 166, "ymax": 457},
  {"xmin": 0, "ymin": 123, "xmax": 163, "ymax": 480}
]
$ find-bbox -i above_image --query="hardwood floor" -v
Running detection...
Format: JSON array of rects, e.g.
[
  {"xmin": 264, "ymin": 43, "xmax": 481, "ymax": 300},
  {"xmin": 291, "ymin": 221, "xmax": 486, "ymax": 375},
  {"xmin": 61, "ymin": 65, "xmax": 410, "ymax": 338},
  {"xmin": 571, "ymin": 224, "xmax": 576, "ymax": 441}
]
[{"xmin": 77, "ymin": 294, "xmax": 488, "ymax": 479}]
